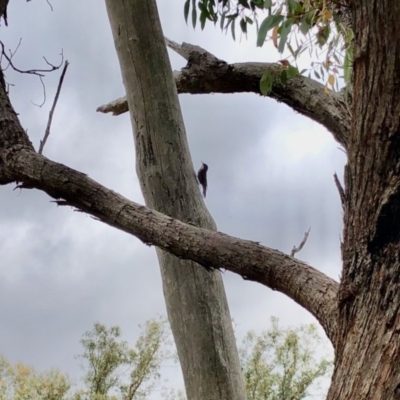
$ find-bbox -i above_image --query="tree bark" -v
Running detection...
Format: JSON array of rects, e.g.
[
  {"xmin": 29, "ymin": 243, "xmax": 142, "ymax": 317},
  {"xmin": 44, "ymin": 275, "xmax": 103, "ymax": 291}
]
[
  {"xmin": 97, "ymin": 39, "xmax": 350, "ymax": 148},
  {"xmin": 104, "ymin": 1, "xmax": 246, "ymax": 399},
  {"xmin": 326, "ymin": 1, "xmax": 400, "ymax": 399}
]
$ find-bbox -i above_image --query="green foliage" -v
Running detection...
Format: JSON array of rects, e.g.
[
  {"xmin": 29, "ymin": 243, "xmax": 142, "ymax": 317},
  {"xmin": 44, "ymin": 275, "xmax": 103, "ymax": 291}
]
[
  {"xmin": 166, "ymin": 317, "xmax": 333, "ymax": 400},
  {"xmin": 259, "ymin": 62, "xmax": 300, "ymax": 95},
  {"xmin": 260, "ymin": 68, "xmax": 275, "ymax": 95},
  {"xmin": 119, "ymin": 318, "xmax": 171, "ymax": 400},
  {"xmin": 76, "ymin": 316, "xmax": 171, "ymax": 400},
  {"xmin": 76, "ymin": 323, "xmax": 135, "ymax": 397},
  {"xmin": 184, "ymin": 0, "xmax": 354, "ymax": 91},
  {"xmin": 239, "ymin": 317, "xmax": 332, "ymax": 400},
  {"xmin": 0, "ymin": 317, "xmax": 171, "ymax": 400},
  {"xmin": 0, "ymin": 356, "xmax": 71, "ymax": 400},
  {"xmin": 257, "ymin": 15, "xmax": 284, "ymax": 47},
  {"xmin": 0, "ymin": 316, "xmax": 332, "ymax": 400}
]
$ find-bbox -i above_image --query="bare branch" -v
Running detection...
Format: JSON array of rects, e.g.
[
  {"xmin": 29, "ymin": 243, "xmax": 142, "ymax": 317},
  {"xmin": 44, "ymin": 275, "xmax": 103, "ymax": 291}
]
[
  {"xmin": 0, "ymin": 148, "xmax": 338, "ymax": 343},
  {"xmin": 38, "ymin": 60, "xmax": 69, "ymax": 154},
  {"xmin": 165, "ymin": 37, "xmax": 197, "ymax": 60},
  {"xmin": 31, "ymin": 76, "xmax": 47, "ymax": 107},
  {"xmin": 96, "ymin": 95, "xmax": 127, "ymax": 116},
  {"xmin": 1, "ymin": 38, "xmax": 21, "ymax": 73},
  {"xmin": 50, "ymin": 200, "xmax": 71, "ymax": 206},
  {"xmin": 0, "ymin": 42, "xmax": 64, "ymax": 106},
  {"xmin": 98, "ymin": 39, "xmax": 351, "ymax": 148},
  {"xmin": 46, "ymin": 0, "xmax": 53, "ymax": 12},
  {"xmin": 6, "ymin": 38, "xmax": 22, "ymax": 65},
  {"xmin": 334, "ymin": 172, "xmax": 346, "ymax": 210},
  {"xmin": 291, "ymin": 228, "xmax": 311, "ymax": 257},
  {"xmin": 0, "ymin": 41, "xmax": 63, "ymax": 77},
  {"xmin": 25, "ymin": 0, "xmax": 53, "ymax": 11}
]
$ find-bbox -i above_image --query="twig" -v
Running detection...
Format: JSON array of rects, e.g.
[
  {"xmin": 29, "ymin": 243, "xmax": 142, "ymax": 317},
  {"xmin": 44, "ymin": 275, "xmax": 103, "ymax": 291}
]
[
  {"xmin": 333, "ymin": 172, "xmax": 346, "ymax": 209},
  {"xmin": 291, "ymin": 228, "xmax": 311, "ymax": 257},
  {"xmin": 0, "ymin": 40, "xmax": 63, "ymax": 77},
  {"xmin": 38, "ymin": 60, "xmax": 69, "ymax": 154},
  {"xmin": 25, "ymin": 0, "xmax": 53, "ymax": 12},
  {"xmin": 32, "ymin": 75, "xmax": 46, "ymax": 107},
  {"xmin": 50, "ymin": 200, "xmax": 71, "ymax": 206},
  {"xmin": 1, "ymin": 38, "xmax": 22, "ymax": 72},
  {"xmin": 46, "ymin": 0, "xmax": 54, "ymax": 12},
  {"xmin": 0, "ymin": 40, "xmax": 63, "ymax": 103},
  {"xmin": 6, "ymin": 38, "xmax": 22, "ymax": 66}
]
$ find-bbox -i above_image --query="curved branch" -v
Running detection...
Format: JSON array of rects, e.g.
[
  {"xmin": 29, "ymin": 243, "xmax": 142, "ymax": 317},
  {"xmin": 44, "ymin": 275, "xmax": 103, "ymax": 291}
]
[
  {"xmin": 97, "ymin": 39, "xmax": 351, "ymax": 148},
  {"xmin": 0, "ymin": 68, "xmax": 339, "ymax": 343},
  {"xmin": 0, "ymin": 147, "xmax": 338, "ymax": 343}
]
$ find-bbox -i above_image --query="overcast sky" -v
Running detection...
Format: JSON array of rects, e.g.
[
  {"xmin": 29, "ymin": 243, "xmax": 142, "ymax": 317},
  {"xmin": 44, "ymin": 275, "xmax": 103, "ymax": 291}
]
[{"xmin": 0, "ymin": 0, "xmax": 344, "ymax": 398}]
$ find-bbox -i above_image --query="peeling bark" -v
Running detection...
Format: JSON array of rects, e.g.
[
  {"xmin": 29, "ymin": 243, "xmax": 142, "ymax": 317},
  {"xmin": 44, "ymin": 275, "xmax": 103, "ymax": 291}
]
[{"xmin": 97, "ymin": 39, "xmax": 351, "ymax": 148}]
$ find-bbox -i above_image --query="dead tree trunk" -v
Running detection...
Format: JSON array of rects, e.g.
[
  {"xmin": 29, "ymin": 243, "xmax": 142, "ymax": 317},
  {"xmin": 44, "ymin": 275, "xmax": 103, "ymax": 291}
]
[{"xmin": 104, "ymin": 1, "xmax": 246, "ymax": 400}]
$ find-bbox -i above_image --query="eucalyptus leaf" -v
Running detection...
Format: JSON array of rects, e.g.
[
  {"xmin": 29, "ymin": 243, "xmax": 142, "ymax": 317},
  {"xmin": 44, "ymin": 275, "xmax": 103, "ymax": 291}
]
[
  {"xmin": 257, "ymin": 15, "xmax": 284, "ymax": 47},
  {"xmin": 278, "ymin": 18, "xmax": 294, "ymax": 53},
  {"xmin": 287, "ymin": 65, "xmax": 299, "ymax": 77},
  {"xmin": 280, "ymin": 69, "xmax": 287, "ymax": 85},
  {"xmin": 240, "ymin": 18, "xmax": 247, "ymax": 33},
  {"xmin": 260, "ymin": 69, "xmax": 274, "ymax": 95},
  {"xmin": 231, "ymin": 18, "xmax": 236, "ymax": 40},
  {"xmin": 184, "ymin": 0, "xmax": 190, "ymax": 24}
]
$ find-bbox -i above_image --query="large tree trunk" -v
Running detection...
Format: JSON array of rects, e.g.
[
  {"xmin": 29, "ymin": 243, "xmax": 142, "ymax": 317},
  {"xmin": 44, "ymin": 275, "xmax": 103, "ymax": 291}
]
[
  {"xmin": 104, "ymin": 1, "xmax": 246, "ymax": 400},
  {"xmin": 326, "ymin": 1, "xmax": 400, "ymax": 399}
]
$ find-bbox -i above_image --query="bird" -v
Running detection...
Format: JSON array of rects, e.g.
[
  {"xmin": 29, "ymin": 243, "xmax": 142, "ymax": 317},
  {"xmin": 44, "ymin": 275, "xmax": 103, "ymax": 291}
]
[{"xmin": 197, "ymin": 162, "xmax": 208, "ymax": 198}]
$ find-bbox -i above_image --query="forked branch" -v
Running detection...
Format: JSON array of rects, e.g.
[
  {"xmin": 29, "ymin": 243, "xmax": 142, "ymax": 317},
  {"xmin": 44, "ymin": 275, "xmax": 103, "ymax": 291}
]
[
  {"xmin": 38, "ymin": 60, "xmax": 69, "ymax": 154},
  {"xmin": 97, "ymin": 38, "xmax": 351, "ymax": 148},
  {"xmin": 291, "ymin": 228, "xmax": 311, "ymax": 257}
]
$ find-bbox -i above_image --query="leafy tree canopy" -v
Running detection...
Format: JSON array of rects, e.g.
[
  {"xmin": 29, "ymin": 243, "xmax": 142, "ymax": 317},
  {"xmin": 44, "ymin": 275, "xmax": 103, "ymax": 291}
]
[
  {"xmin": 184, "ymin": 0, "xmax": 353, "ymax": 93},
  {"xmin": 0, "ymin": 317, "xmax": 332, "ymax": 400},
  {"xmin": 240, "ymin": 317, "xmax": 332, "ymax": 400}
]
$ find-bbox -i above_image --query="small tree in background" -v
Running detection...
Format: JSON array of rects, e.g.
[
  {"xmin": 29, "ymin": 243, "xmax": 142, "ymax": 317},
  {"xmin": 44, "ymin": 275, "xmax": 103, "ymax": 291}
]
[
  {"xmin": 75, "ymin": 316, "xmax": 171, "ymax": 400},
  {"xmin": 0, "ymin": 356, "xmax": 71, "ymax": 400},
  {"xmin": 0, "ymin": 317, "xmax": 332, "ymax": 399},
  {"xmin": 239, "ymin": 317, "xmax": 332, "ymax": 400},
  {"xmin": 77, "ymin": 323, "xmax": 134, "ymax": 397}
]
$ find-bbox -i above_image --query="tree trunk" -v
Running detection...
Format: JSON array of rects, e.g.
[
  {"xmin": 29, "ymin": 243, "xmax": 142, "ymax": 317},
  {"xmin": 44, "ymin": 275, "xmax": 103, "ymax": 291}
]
[
  {"xmin": 104, "ymin": 1, "xmax": 246, "ymax": 400},
  {"xmin": 327, "ymin": 1, "xmax": 400, "ymax": 399}
]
